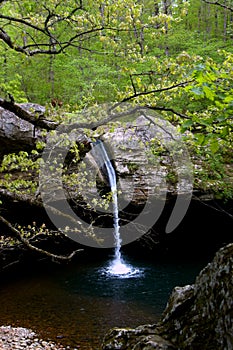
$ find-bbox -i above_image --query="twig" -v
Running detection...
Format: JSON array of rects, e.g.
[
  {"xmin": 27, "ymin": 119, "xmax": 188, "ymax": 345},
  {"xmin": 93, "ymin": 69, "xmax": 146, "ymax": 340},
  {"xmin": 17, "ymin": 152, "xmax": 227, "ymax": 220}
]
[
  {"xmin": 202, "ymin": 0, "xmax": 233, "ymax": 12},
  {"xmin": 121, "ymin": 81, "xmax": 193, "ymax": 103},
  {"xmin": 2, "ymin": 260, "xmax": 20, "ymax": 270},
  {"xmin": 193, "ymin": 194, "xmax": 233, "ymax": 219},
  {"xmin": 0, "ymin": 215, "xmax": 83, "ymax": 261}
]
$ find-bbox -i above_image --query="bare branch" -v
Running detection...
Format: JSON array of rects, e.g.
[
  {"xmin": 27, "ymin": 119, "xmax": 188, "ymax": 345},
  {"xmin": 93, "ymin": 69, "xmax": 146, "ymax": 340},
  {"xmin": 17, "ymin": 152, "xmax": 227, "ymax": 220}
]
[
  {"xmin": 0, "ymin": 27, "xmax": 110, "ymax": 56},
  {"xmin": 0, "ymin": 189, "xmax": 86, "ymax": 227},
  {"xmin": 193, "ymin": 195, "xmax": 233, "ymax": 219},
  {"xmin": 0, "ymin": 214, "xmax": 83, "ymax": 261},
  {"xmin": 147, "ymin": 105, "xmax": 190, "ymax": 119},
  {"xmin": 0, "ymin": 28, "xmax": 15, "ymax": 50},
  {"xmin": 121, "ymin": 81, "xmax": 194, "ymax": 103},
  {"xmin": 202, "ymin": 0, "xmax": 233, "ymax": 12},
  {"xmin": 2, "ymin": 260, "xmax": 21, "ymax": 270},
  {"xmin": 0, "ymin": 26, "xmax": 61, "ymax": 56},
  {"xmin": 0, "ymin": 1, "xmax": 105, "ymax": 56},
  {"xmin": 0, "ymin": 14, "xmax": 47, "ymax": 34},
  {"xmin": 140, "ymin": 110, "xmax": 176, "ymax": 140},
  {"xmin": 130, "ymin": 74, "xmax": 137, "ymax": 96},
  {"xmin": 0, "ymin": 9, "xmax": 135, "ymax": 57}
]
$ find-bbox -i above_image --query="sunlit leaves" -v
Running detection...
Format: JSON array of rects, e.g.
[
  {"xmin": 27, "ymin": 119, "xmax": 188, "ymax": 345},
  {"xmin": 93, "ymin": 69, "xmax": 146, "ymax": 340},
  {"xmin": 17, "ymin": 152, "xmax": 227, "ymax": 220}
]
[{"xmin": 0, "ymin": 73, "xmax": 28, "ymax": 102}]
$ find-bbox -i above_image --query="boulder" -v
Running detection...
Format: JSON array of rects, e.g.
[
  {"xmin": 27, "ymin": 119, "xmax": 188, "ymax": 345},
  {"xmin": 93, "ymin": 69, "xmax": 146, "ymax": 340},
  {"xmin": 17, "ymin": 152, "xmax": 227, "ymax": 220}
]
[
  {"xmin": 102, "ymin": 243, "xmax": 233, "ymax": 350},
  {"xmin": 0, "ymin": 103, "xmax": 44, "ymax": 157},
  {"xmin": 102, "ymin": 326, "xmax": 175, "ymax": 350}
]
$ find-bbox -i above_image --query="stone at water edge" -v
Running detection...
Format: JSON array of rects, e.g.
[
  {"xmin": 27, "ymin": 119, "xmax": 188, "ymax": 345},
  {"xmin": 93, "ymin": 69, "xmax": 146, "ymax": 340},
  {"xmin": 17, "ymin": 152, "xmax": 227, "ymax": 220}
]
[
  {"xmin": 102, "ymin": 326, "xmax": 176, "ymax": 350},
  {"xmin": 101, "ymin": 243, "xmax": 233, "ymax": 350}
]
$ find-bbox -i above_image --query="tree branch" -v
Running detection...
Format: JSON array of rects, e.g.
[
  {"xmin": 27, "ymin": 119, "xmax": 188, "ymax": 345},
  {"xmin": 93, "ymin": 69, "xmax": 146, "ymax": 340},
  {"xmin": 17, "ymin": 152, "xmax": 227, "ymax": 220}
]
[
  {"xmin": 0, "ymin": 98, "xmax": 146, "ymax": 133},
  {"xmin": 121, "ymin": 81, "xmax": 193, "ymax": 103},
  {"xmin": 0, "ymin": 28, "xmax": 15, "ymax": 50},
  {"xmin": 147, "ymin": 105, "xmax": 190, "ymax": 119},
  {"xmin": 0, "ymin": 188, "xmax": 86, "ymax": 227},
  {"xmin": 193, "ymin": 195, "xmax": 233, "ymax": 219},
  {"xmin": 0, "ymin": 13, "xmax": 112, "ymax": 57},
  {"xmin": 202, "ymin": 0, "xmax": 233, "ymax": 12},
  {"xmin": 0, "ymin": 2, "xmax": 84, "ymax": 56},
  {"xmin": 0, "ymin": 99, "xmax": 58, "ymax": 130},
  {"xmin": 0, "ymin": 214, "xmax": 83, "ymax": 261},
  {"xmin": 0, "ymin": 15, "xmax": 48, "ymax": 34},
  {"xmin": 0, "ymin": 27, "xmax": 59, "ymax": 56}
]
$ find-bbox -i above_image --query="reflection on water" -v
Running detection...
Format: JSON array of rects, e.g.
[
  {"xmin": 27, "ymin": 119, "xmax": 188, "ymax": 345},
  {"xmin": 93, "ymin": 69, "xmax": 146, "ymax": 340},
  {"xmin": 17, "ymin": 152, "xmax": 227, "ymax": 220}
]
[{"xmin": 0, "ymin": 254, "xmax": 206, "ymax": 349}]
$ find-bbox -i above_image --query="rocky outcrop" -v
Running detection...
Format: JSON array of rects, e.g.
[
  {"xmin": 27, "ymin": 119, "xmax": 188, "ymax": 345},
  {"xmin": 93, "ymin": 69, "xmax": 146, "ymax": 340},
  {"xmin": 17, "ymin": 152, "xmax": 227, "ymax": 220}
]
[
  {"xmin": 0, "ymin": 103, "xmax": 44, "ymax": 158},
  {"xmin": 103, "ymin": 115, "xmax": 193, "ymax": 205},
  {"xmin": 102, "ymin": 243, "xmax": 233, "ymax": 350},
  {"xmin": 102, "ymin": 326, "xmax": 175, "ymax": 350},
  {"xmin": 0, "ymin": 103, "xmax": 203, "ymax": 205}
]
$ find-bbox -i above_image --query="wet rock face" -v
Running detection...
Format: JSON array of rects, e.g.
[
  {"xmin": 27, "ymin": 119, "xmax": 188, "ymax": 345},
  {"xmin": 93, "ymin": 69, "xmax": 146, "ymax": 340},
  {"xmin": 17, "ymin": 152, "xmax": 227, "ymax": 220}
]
[{"xmin": 102, "ymin": 243, "xmax": 233, "ymax": 350}]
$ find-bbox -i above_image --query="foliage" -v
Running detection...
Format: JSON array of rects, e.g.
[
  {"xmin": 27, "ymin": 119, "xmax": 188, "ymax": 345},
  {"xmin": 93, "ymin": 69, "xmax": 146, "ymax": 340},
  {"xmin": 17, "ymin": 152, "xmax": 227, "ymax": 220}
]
[
  {"xmin": 0, "ymin": 151, "xmax": 39, "ymax": 195},
  {"xmin": 0, "ymin": 0, "xmax": 232, "ymax": 200}
]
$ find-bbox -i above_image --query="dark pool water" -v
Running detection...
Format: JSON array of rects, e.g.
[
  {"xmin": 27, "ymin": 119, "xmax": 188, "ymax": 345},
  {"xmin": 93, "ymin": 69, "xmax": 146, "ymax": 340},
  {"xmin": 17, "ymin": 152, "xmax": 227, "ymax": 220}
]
[{"xmin": 0, "ymin": 253, "xmax": 207, "ymax": 349}]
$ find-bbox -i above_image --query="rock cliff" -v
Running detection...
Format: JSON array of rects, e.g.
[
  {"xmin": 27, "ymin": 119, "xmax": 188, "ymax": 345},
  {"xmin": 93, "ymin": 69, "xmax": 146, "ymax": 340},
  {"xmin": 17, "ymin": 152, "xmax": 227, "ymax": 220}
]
[{"xmin": 103, "ymin": 115, "xmax": 193, "ymax": 205}]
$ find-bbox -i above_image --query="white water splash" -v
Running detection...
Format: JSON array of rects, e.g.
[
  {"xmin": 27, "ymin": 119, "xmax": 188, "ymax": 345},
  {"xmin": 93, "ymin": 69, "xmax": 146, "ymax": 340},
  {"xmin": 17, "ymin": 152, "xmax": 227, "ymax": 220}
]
[{"xmin": 106, "ymin": 257, "xmax": 142, "ymax": 278}]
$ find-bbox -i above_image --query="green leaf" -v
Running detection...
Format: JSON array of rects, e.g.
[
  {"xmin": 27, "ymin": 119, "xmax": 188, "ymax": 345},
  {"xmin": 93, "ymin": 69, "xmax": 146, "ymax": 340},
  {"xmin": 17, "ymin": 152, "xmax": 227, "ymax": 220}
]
[
  {"xmin": 190, "ymin": 87, "xmax": 204, "ymax": 97},
  {"xmin": 195, "ymin": 133, "xmax": 205, "ymax": 145},
  {"xmin": 199, "ymin": 118, "xmax": 213, "ymax": 126},
  {"xmin": 202, "ymin": 85, "xmax": 215, "ymax": 101},
  {"xmin": 220, "ymin": 126, "xmax": 229, "ymax": 138},
  {"xmin": 182, "ymin": 119, "xmax": 193, "ymax": 130},
  {"xmin": 210, "ymin": 140, "xmax": 219, "ymax": 154},
  {"xmin": 215, "ymin": 100, "xmax": 225, "ymax": 109},
  {"xmin": 216, "ymin": 115, "xmax": 227, "ymax": 122},
  {"xmin": 223, "ymin": 95, "xmax": 233, "ymax": 103}
]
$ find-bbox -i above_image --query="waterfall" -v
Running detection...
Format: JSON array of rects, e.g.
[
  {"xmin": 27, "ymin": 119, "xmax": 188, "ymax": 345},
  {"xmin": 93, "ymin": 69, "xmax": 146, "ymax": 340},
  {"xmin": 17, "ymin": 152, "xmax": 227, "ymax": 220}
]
[
  {"xmin": 92, "ymin": 140, "xmax": 134, "ymax": 276},
  {"xmin": 93, "ymin": 139, "xmax": 122, "ymax": 260}
]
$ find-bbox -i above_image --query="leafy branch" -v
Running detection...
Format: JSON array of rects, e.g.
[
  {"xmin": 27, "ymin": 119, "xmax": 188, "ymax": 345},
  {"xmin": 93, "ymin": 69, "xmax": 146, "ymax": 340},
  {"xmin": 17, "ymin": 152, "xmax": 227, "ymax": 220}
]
[
  {"xmin": 0, "ymin": 1, "xmax": 111, "ymax": 56},
  {"xmin": 0, "ymin": 214, "xmax": 83, "ymax": 261}
]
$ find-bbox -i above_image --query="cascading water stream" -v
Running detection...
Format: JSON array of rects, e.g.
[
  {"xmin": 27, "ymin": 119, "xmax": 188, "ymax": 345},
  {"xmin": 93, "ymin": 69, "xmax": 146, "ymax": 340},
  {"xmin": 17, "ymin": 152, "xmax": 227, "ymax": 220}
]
[
  {"xmin": 92, "ymin": 140, "xmax": 140, "ymax": 277},
  {"xmin": 93, "ymin": 140, "xmax": 122, "ymax": 258}
]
